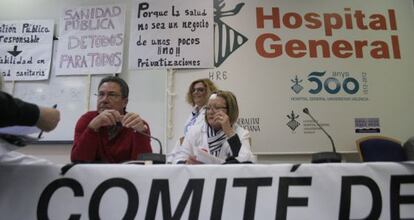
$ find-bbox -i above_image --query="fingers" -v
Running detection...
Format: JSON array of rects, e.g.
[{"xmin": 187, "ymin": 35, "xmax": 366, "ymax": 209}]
[
  {"xmin": 213, "ymin": 112, "xmax": 234, "ymax": 136},
  {"xmin": 102, "ymin": 110, "xmax": 122, "ymax": 125},
  {"xmin": 89, "ymin": 111, "xmax": 148, "ymax": 132},
  {"xmin": 122, "ymin": 112, "xmax": 147, "ymax": 132},
  {"xmin": 121, "ymin": 112, "xmax": 135, "ymax": 126},
  {"xmin": 186, "ymin": 156, "xmax": 202, "ymax": 164},
  {"xmin": 88, "ymin": 110, "xmax": 122, "ymax": 131},
  {"xmin": 214, "ymin": 112, "xmax": 230, "ymax": 125}
]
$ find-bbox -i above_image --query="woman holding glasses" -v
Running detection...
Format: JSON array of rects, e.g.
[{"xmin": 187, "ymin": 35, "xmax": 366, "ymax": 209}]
[{"xmin": 172, "ymin": 90, "xmax": 254, "ymax": 164}]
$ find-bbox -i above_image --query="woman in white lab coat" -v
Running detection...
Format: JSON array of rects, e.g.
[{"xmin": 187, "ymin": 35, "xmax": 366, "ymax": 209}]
[
  {"xmin": 167, "ymin": 79, "xmax": 218, "ymax": 163},
  {"xmin": 173, "ymin": 90, "xmax": 254, "ymax": 164}
]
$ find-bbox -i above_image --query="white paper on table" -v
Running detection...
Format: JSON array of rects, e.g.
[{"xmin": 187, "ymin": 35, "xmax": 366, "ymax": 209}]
[
  {"xmin": 0, "ymin": 126, "xmax": 40, "ymax": 154},
  {"xmin": 195, "ymin": 148, "xmax": 224, "ymax": 164}
]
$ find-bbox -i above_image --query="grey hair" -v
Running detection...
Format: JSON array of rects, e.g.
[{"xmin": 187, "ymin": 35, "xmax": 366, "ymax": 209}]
[{"xmin": 98, "ymin": 76, "xmax": 129, "ymax": 98}]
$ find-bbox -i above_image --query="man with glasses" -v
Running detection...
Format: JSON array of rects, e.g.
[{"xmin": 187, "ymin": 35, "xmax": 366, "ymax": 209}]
[{"xmin": 71, "ymin": 76, "xmax": 152, "ymax": 163}]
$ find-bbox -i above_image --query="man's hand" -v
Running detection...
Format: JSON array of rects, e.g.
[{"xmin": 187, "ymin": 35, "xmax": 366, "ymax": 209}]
[
  {"xmin": 88, "ymin": 109, "xmax": 122, "ymax": 132},
  {"xmin": 122, "ymin": 112, "xmax": 147, "ymax": 132}
]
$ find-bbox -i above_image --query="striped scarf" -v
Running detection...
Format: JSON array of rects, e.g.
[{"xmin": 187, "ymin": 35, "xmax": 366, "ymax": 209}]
[{"xmin": 207, "ymin": 124, "xmax": 226, "ymax": 157}]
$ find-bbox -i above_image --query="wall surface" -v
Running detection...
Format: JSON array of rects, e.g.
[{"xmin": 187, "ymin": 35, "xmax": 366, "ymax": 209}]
[{"xmin": 3, "ymin": 0, "xmax": 413, "ymax": 164}]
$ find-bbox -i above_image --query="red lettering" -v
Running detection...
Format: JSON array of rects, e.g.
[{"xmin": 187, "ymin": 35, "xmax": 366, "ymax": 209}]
[{"xmin": 256, "ymin": 33, "xmax": 282, "ymax": 58}]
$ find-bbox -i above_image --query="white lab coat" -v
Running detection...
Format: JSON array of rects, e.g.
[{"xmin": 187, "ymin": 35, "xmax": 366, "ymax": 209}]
[
  {"xmin": 172, "ymin": 122, "xmax": 254, "ymax": 164},
  {"xmin": 166, "ymin": 106, "xmax": 207, "ymax": 163}
]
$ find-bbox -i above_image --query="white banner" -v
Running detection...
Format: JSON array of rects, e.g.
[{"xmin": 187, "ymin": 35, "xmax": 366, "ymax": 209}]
[
  {"xmin": 0, "ymin": 20, "xmax": 53, "ymax": 81},
  {"xmin": 0, "ymin": 162, "xmax": 413, "ymax": 219},
  {"xmin": 128, "ymin": 0, "xmax": 214, "ymax": 70},
  {"xmin": 55, "ymin": 4, "xmax": 126, "ymax": 75}
]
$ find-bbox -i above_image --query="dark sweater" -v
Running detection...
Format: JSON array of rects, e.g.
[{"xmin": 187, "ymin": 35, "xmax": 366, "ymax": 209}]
[{"xmin": 0, "ymin": 91, "xmax": 39, "ymax": 127}]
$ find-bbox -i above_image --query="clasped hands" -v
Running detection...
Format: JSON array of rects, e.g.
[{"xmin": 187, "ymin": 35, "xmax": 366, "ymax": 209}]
[{"xmin": 88, "ymin": 110, "xmax": 147, "ymax": 132}]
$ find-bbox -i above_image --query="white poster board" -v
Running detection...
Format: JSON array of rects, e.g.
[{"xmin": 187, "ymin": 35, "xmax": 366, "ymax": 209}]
[
  {"xmin": 0, "ymin": 20, "xmax": 53, "ymax": 81},
  {"xmin": 128, "ymin": 0, "xmax": 214, "ymax": 70},
  {"xmin": 55, "ymin": 4, "xmax": 126, "ymax": 75},
  {"xmin": 167, "ymin": 0, "xmax": 414, "ymax": 154}
]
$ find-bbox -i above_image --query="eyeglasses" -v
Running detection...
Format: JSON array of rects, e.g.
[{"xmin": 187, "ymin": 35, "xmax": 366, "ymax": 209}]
[
  {"xmin": 95, "ymin": 92, "xmax": 122, "ymax": 100},
  {"xmin": 205, "ymin": 105, "xmax": 228, "ymax": 112},
  {"xmin": 192, "ymin": 87, "xmax": 206, "ymax": 93}
]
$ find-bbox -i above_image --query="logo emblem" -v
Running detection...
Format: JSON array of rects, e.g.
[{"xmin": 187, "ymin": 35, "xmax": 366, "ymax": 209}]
[
  {"xmin": 291, "ymin": 75, "xmax": 304, "ymax": 94},
  {"xmin": 287, "ymin": 111, "xmax": 300, "ymax": 132},
  {"xmin": 214, "ymin": 0, "xmax": 248, "ymax": 67},
  {"xmin": 355, "ymin": 118, "xmax": 380, "ymax": 133}
]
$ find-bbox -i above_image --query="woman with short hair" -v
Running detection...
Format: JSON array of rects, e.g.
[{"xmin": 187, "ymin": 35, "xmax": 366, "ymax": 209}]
[{"xmin": 172, "ymin": 90, "xmax": 254, "ymax": 164}]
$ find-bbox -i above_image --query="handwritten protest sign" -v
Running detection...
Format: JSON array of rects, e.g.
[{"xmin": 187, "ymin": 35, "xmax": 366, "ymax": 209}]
[
  {"xmin": 55, "ymin": 4, "xmax": 126, "ymax": 75},
  {"xmin": 128, "ymin": 0, "xmax": 213, "ymax": 70},
  {"xmin": 0, "ymin": 20, "xmax": 53, "ymax": 81}
]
